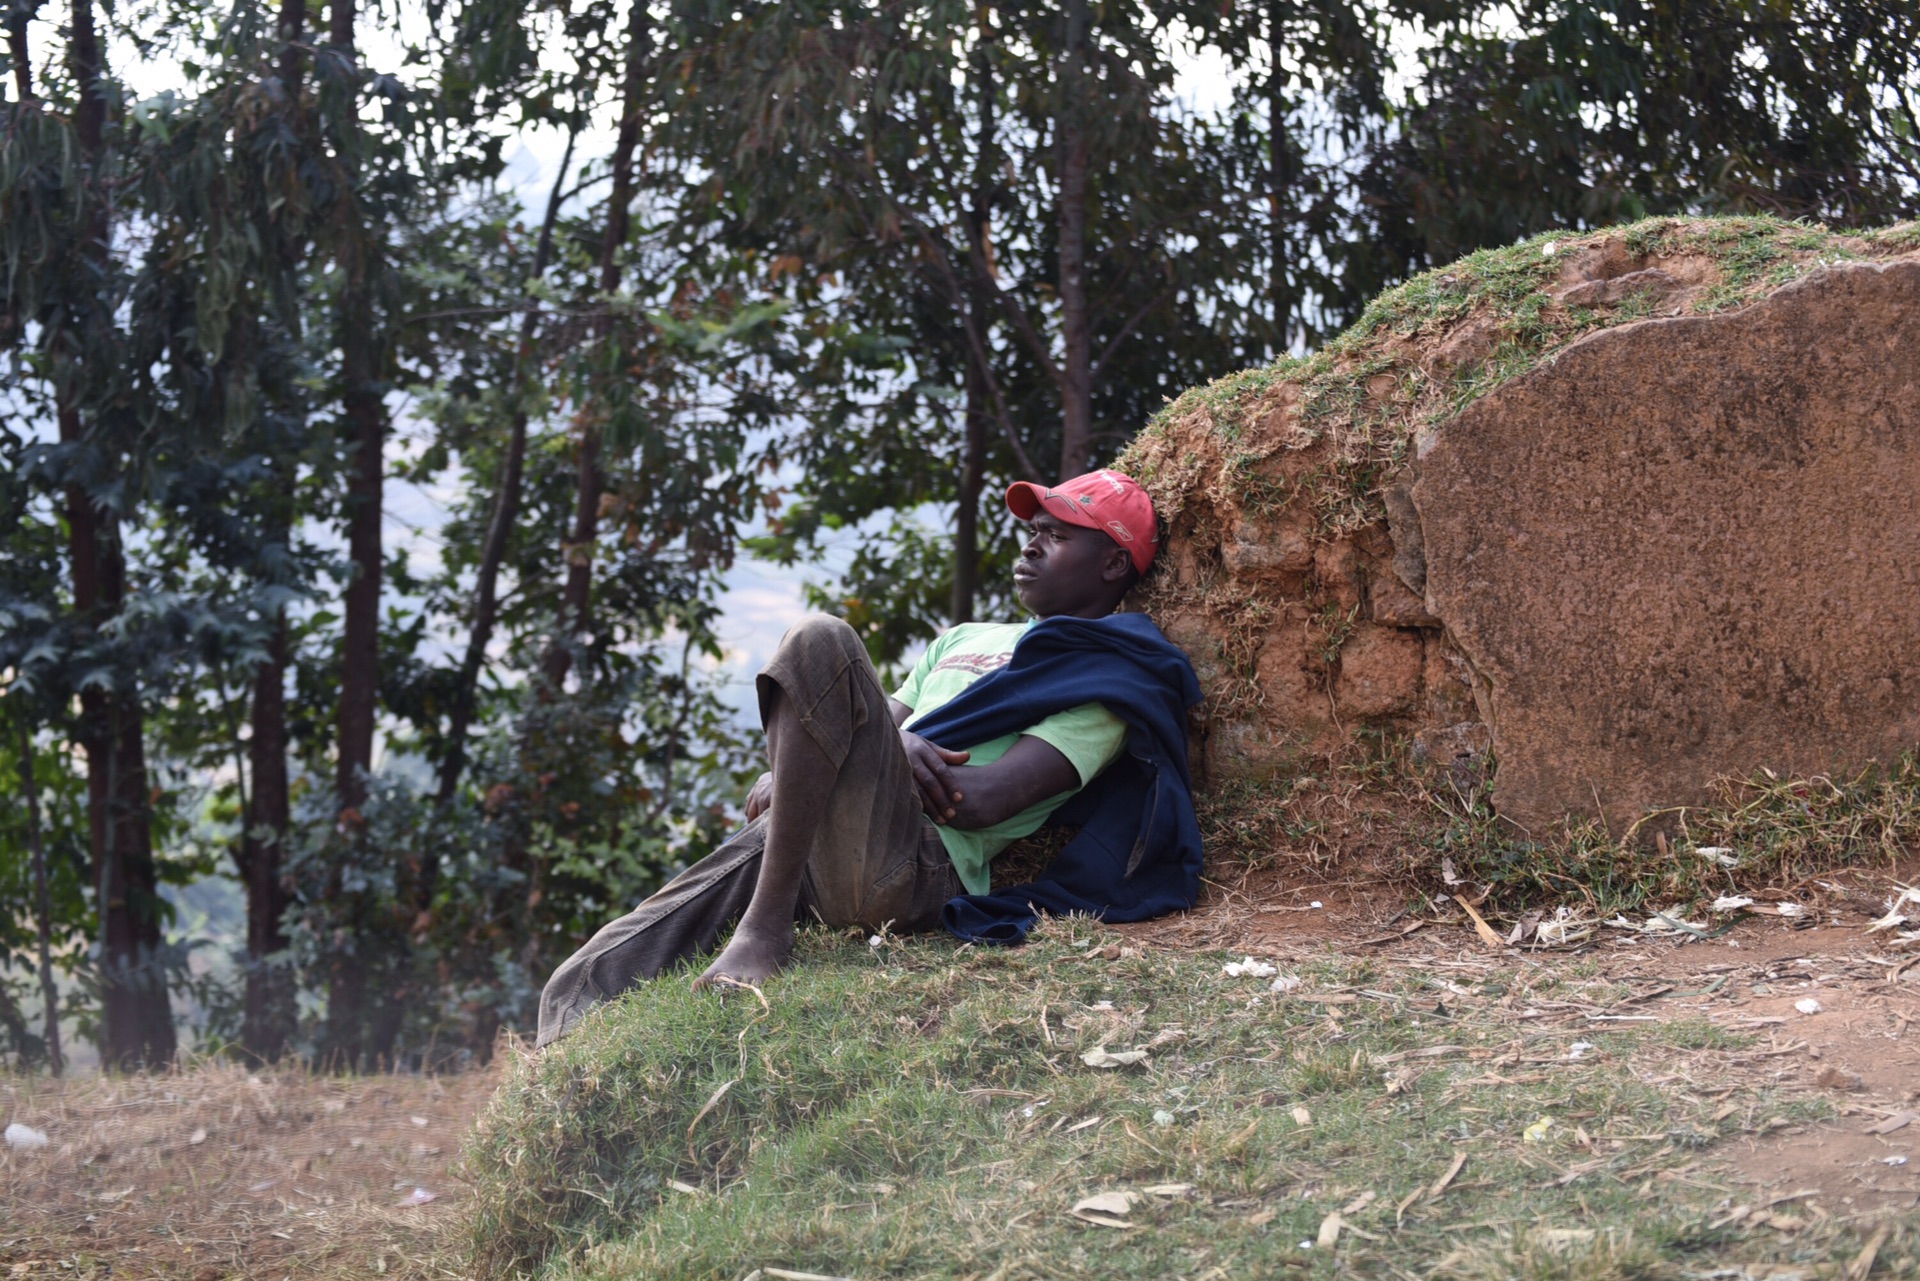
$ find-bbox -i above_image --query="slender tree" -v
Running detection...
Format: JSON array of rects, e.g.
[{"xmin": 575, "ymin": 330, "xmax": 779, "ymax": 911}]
[
  {"xmin": 331, "ymin": 0, "xmax": 384, "ymax": 815},
  {"xmin": 545, "ymin": 0, "xmax": 648, "ymax": 691},
  {"xmin": 439, "ymin": 126, "xmax": 576, "ymax": 801},
  {"xmin": 13, "ymin": 715, "xmax": 62, "ymax": 1075},
  {"xmin": 1054, "ymin": 0, "xmax": 1093, "ymax": 481},
  {"xmin": 61, "ymin": 0, "xmax": 175, "ymax": 1069}
]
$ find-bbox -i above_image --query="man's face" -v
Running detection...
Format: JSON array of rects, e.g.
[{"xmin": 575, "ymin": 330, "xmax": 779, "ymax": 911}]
[{"xmin": 1012, "ymin": 511, "xmax": 1130, "ymax": 619}]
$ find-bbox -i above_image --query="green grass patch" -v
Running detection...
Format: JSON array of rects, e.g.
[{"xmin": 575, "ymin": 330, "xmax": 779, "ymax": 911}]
[{"xmin": 463, "ymin": 924, "xmax": 1857, "ymax": 1280}]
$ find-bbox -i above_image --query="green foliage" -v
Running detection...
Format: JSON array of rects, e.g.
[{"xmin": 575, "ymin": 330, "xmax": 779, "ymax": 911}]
[
  {"xmin": 3, "ymin": 0, "xmax": 1917, "ymax": 1067},
  {"xmin": 1340, "ymin": 0, "xmax": 1920, "ymax": 313}
]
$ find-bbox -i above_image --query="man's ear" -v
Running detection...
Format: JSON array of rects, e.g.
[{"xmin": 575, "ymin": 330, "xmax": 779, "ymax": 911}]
[{"xmin": 1102, "ymin": 543, "xmax": 1132, "ymax": 584}]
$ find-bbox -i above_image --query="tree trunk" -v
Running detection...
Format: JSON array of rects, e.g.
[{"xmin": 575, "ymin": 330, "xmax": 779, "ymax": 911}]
[
  {"xmin": 239, "ymin": 618, "xmax": 295, "ymax": 1061},
  {"xmin": 544, "ymin": 0, "xmax": 647, "ymax": 691},
  {"xmin": 17, "ymin": 718, "xmax": 63, "ymax": 1076},
  {"xmin": 1055, "ymin": 0, "xmax": 1092, "ymax": 482},
  {"xmin": 439, "ymin": 129, "xmax": 576, "ymax": 801},
  {"xmin": 66, "ymin": 0, "xmax": 175, "ymax": 1072},
  {"xmin": 332, "ymin": 0, "xmax": 379, "ymax": 813},
  {"xmin": 277, "ymin": 0, "xmax": 305, "ymax": 86},
  {"xmin": 224, "ymin": 0, "xmax": 306, "ymax": 1064},
  {"xmin": 322, "ymin": 0, "xmax": 379, "ymax": 1071},
  {"xmin": 1268, "ymin": 0, "xmax": 1297, "ymax": 352},
  {"xmin": 953, "ymin": 18, "xmax": 996, "ymax": 624},
  {"xmin": 953, "ymin": 363, "xmax": 988, "ymax": 623},
  {"xmin": 7, "ymin": 2, "xmax": 37, "ymax": 101}
]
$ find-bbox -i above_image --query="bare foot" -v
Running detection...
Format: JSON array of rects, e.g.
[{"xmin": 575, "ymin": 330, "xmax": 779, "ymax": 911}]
[{"xmin": 693, "ymin": 926, "xmax": 793, "ymax": 989}]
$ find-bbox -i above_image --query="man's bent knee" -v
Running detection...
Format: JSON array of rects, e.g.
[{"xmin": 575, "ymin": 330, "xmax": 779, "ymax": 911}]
[{"xmin": 774, "ymin": 614, "xmax": 864, "ymax": 665}]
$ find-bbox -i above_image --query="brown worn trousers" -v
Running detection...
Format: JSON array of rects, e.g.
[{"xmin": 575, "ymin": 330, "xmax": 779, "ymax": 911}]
[{"xmin": 535, "ymin": 615, "xmax": 960, "ymax": 1046}]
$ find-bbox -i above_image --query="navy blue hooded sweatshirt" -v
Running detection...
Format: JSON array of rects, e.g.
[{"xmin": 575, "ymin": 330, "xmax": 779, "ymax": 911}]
[{"xmin": 903, "ymin": 611, "xmax": 1204, "ymax": 944}]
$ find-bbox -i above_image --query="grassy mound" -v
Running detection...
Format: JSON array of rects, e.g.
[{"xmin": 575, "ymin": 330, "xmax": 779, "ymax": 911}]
[
  {"xmin": 460, "ymin": 923, "xmax": 1885, "ymax": 1280},
  {"xmin": 1118, "ymin": 214, "xmax": 1920, "ymax": 542}
]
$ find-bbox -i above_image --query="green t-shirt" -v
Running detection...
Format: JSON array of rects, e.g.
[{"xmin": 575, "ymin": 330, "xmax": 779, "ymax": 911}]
[{"xmin": 893, "ymin": 621, "xmax": 1128, "ymax": 895}]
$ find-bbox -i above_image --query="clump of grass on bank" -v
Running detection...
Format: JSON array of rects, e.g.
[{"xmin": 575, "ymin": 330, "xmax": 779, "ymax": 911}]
[
  {"xmin": 460, "ymin": 923, "xmax": 1893, "ymax": 1281},
  {"xmin": 1184, "ymin": 738, "xmax": 1919, "ymax": 934},
  {"xmin": 1416, "ymin": 753, "xmax": 1920, "ymax": 922}
]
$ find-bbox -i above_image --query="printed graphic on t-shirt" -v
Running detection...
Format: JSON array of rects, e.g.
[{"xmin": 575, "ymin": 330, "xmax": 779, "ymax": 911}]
[{"xmin": 931, "ymin": 650, "xmax": 1013, "ymax": 677}]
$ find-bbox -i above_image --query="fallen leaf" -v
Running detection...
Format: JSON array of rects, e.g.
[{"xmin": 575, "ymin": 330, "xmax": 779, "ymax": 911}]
[
  {"xmin": 1074, "ymin": 1191, "xmax": 1137, "ymax": 1215},
  {"xmin": 1864, "ymin": 1111, "xmax": 1916, "ymax": 1135},
  {"xmin": 1523, "ymin": 1116, "xmax": 1554, "ymax": 1143},
  {"xmin": 1866, "ymin": 885, "xmax": 1920, "ymax": 934},
  {"xmin": 1844, "ymin": 1223, "xmax": 1894, "ymax": 1281},
  {"xmin": 1080, "ymin": 1047, "xmax": 1148, "ymax": 1069},
  {"xmin": 1315, "ymin": 1211, "xmax": 1344, "ymax": 1248},
  {"xmin": 1506, "ymin": 910, "xmax": 1543, "ymax": 945},
  {"xmin": 1142, "ymin": 1183, "xmax": 1195, "ymax": 1197},
  {"xmin": 1429, "ymin": 1149, "xmax": 1468, "ymax": 1197},
  {"xmin": 1291, "ymin": 1106, "xmax": 1312, "ymax": 1127},
  {"xmin": 1538, "ymin": 1227, "xmax": 1596, "ymax": 1250},
  {"xmin": 686, "ymin": 1077, "xmax": 739, "ymax": 1160},
  {"xmin": 1070, "ymin": 1190, "xmax": 1137, "ymax": 1228},
  {"xmin": 1340, "ymin": 1189, "xmax": 1376, "ymax": 1215},
  {"xmin": 667, "ymin": 1179, "xmax": 704, "ymax": 1196},
  {"xmin": 187, "ymin": 1128, "xmax": 207, "ymax": 1145},
  {"xmin": 1456, "ymin": 895, "xmax": 1504, "ymax": 949}
]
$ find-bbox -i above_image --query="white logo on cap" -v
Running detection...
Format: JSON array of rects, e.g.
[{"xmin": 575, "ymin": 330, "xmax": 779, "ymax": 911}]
[{"xmin": 1107, "ymin": 520, "xmax": 1134, "ymax": 542}]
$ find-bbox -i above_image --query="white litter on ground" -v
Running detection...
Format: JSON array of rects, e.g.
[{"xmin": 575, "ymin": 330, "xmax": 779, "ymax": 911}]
[{"xmin": 5, "ymin": 1123, "xmax": 50, "ymax": 1150}]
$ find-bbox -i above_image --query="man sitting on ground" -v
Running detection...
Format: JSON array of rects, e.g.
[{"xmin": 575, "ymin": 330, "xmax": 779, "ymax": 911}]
[{"xmin": 537, "ymin": 469, "xmax": 1203, "ymax": 1046}]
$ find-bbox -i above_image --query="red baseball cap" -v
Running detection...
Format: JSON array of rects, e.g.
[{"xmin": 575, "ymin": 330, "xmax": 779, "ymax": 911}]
[{"xmin": 1005, "ymin": 469, "xmax": 1160, "ymax": 574}]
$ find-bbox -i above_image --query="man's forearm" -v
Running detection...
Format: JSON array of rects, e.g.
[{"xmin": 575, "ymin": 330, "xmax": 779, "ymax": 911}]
[{"xmin": 947, "ymin": 737, "xmax": 1079, "ymax": 830}]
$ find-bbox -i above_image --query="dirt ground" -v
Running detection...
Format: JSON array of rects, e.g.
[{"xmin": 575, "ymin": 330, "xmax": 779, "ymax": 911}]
[
  {"xmin": 4, "ymin": 863, "xmax": 1915, "ymax": 1279},
  {"xmin": 1124, "ymin": 859, "xmax": 1920, "ymax": 1226},
  {"xmin": 1, "ymin": 1058, "xmax": 499, "ymax": 1279}
]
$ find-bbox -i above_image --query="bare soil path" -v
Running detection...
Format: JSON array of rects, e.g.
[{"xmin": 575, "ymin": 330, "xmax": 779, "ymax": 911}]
[{"xmin": 2, "ymin": 1060, "xmax": 499, "ymax": 1279}]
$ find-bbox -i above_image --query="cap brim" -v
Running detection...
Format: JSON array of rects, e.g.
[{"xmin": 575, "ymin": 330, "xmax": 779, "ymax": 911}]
[
  {"xmin": 1006, "ymin": 482, "xmax": 1107, "ymax": 532},
  {"xmin": 1004, "ymin": 482, "xmax": 1046, "ymax": 520}
]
